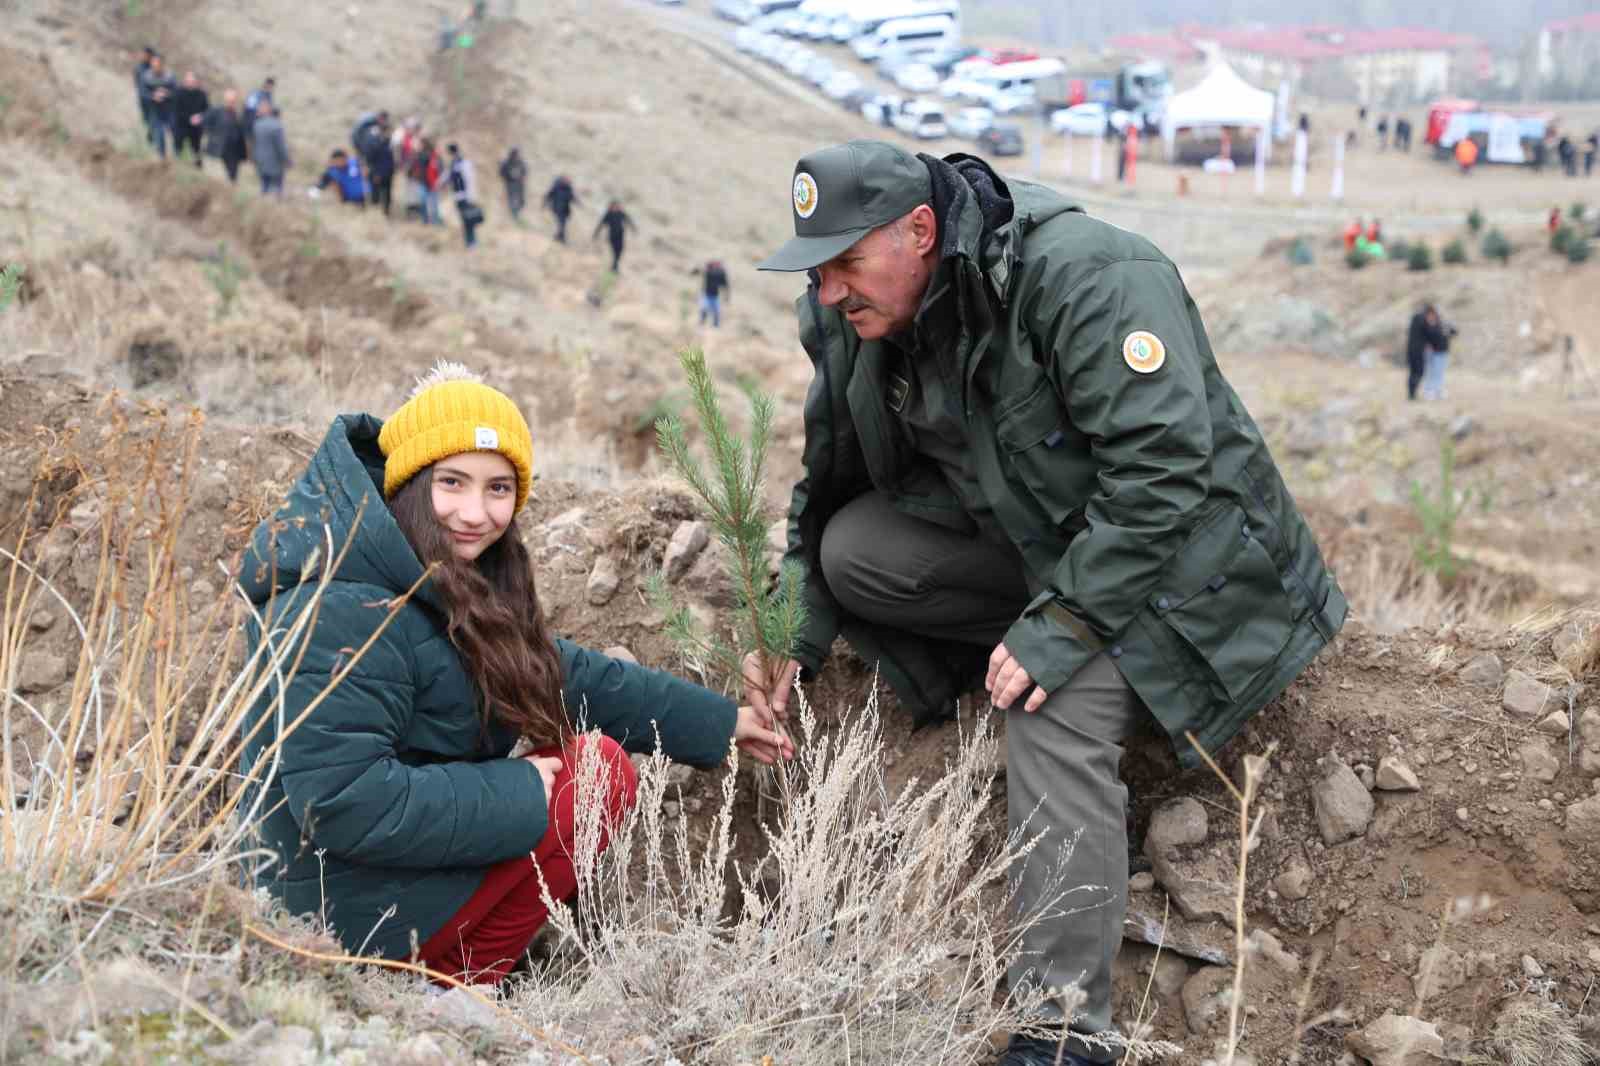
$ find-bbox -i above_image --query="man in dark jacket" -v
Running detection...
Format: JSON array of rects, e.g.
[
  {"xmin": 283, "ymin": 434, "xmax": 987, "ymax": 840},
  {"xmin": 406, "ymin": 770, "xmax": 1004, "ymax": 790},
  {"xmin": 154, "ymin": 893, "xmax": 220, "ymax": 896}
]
[
  {"xmin": 203, "ymin": 89, "xmax": 249, "ymax": 182},
  {"xmin": 752, "ymin": 140, "xmax": 1345, "ymax": 1065},
  {"xmin": 133, "ymin": 46, "xmax": 155, "ymax": 130},
  {"xmin": 251, "ymin": 103, "xmax": 290, "ymax": 198},
  {"xmin": 594, "ymin": 200, "xmax": 636, "ymax": 272},
  {"xmin": 700, "ymin": 259, "xmax": 730, "ymax": 327},
  {"xmin": 138, "ymin": 53, "xmax": 177, "ymax": 158},
  {"xmin": 358, "ymin": 113, "xmax": 396, "ymax": 216},
  {"xmin": 499, "ymin": 148, "xmax": 528, "ymax": 222},
  {"xmin": 1406, "ymin": 304, "xmax": 1447, "ymax": 401},
  {"xmin": 543, "ymin": 174, "xmax": 578, "ymax": 242},
  {"xmin": 172, "ymin": 71, "xmax": 209, "ymax": 166}
]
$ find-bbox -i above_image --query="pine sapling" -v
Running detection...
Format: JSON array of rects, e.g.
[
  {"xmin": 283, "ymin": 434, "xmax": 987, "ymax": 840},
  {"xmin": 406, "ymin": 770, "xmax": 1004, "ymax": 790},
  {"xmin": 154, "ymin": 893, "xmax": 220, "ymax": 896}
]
[{"xmin": 653, "ymin": 347, "xmax": 807, "ymax": 794}]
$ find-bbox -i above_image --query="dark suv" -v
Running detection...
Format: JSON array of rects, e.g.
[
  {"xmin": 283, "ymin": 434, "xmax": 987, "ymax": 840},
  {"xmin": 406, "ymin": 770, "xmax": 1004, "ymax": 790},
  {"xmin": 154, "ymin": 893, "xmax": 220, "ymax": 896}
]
[{"xmin": 978, "ymin": 122, "xmax": 1024, "ymax": 157}]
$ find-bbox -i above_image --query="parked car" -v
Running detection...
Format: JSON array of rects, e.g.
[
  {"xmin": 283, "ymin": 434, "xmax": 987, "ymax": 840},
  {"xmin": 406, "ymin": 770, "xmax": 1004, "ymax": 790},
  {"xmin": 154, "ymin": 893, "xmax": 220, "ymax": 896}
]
[
  {"xmin": 1049, "ymin": 102, "xmax": 1133, "ymax": 137},
  {"xmin": 947, "ymin": 106, "xmax": 995, "ymax": 140},
  {"xmin": 802, "ymin": 14, "xmax": 833, "ymax": 40},
  {"xmin": 978, "ymin": 122, "xmax": 1024, "ymax": 156},
  {"xmin": 805, "ymin": 56, "xmax": 835, "ymax": 86},
  {"xmin": 860, "ymin": 92, "xmax": 902, "ymax": 127},
  {"xmin": 918, "ymin": 44, "xmax": 983, "ymax": 77},
  {"xmin": 895, "ymin": 62, "xmax": 940, "ymax": 94},
  {"xmin": 783, "ymin": 47, "xmax": 815, "ymax": 77},
  {"xmin": 823, "ymin": 70, "xmax": 864, "ymax": 100},
  {"xmin": 892, "ymin": 99, "xmax": 947, "ymax": 139},
  {"xmin": 754, "ymin": 34, "xmax": 785, "ymax": 62},
  {"xmin": 733, "ymin": 27, "xmax": 761, "ymax": 51}
]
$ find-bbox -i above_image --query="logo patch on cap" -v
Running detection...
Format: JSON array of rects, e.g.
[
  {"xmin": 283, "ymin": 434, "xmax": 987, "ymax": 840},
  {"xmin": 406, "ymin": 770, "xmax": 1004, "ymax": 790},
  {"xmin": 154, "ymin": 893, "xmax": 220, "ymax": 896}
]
[
  {"xmin": 792, "ymin": 171, "xmax": 819, "ymax": 220},
  {"xmin": 474, "ymin": 426, "xmax": 500, "ymax": 450},
  {"xmin": 1121, "ymin": 331, "xmax": 1166, "ymax": 374}
]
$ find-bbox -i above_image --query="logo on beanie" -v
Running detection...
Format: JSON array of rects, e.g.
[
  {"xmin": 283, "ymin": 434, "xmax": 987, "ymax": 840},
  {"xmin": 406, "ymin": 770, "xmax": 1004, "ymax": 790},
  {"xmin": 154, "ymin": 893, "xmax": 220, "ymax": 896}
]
[
  {"xmin": 474, "ymin": 426, "xmax": 500, "ymax": 450},
  {"xmin": 793, "ymin": 172, "xmax": 819, "ymax": 220}
]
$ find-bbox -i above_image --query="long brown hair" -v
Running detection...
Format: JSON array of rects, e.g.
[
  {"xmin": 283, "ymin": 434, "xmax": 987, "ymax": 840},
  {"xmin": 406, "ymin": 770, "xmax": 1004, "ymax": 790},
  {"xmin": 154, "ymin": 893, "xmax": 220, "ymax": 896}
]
[{"xmin": 389, "ymin": 464, "xmax": 567, "ymax": 747}]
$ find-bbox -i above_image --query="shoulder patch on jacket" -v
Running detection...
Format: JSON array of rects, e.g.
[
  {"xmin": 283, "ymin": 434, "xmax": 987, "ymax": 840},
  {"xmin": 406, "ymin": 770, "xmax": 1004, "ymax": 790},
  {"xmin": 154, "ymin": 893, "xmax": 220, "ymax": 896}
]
[{"xmin": 1121, "ymin": 330, "xmax": 1166, "ymax": 374}]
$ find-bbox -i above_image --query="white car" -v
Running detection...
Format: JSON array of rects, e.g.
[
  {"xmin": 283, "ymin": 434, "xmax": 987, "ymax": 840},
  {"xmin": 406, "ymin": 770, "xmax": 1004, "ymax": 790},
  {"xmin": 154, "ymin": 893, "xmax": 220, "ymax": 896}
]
[
  {"xmin": 783, "ymin": 47, "xmax": 815, "ymax": 77},
  {"xmin": 892, "ymin": 100, "xmax": 947, "ymax": 139},
  {"xmin": 733, "ymin": 27, "xmax": 760, "ymax": 51},
  {"xmin": 771, "ymin": 40, "xmax": 805, "ymax": 67},
  {"xmin": 947, "ymin": 106, "xmax": 995, "ymax": 139},
  {"xmin": 939, "ymin": 74, "xmax": 985, "ymax": 101},
  {"xmin": 805, "ymin": 56, "xmax": 835, "ymax": 86},
  {"xmin": 829, "ymin": 17, "xmax": 856, "ymax": 42},
  {"xmin": 823, "ymin": 70, "xmax": 863, "ymax": 100},
  {"xmin": 894, "ymin": 62, "xmax": 940, "ymax": 94},
  {"xmin": 754, "ymin": 34, "xmax": 784, "ymax": 61},
  {"xmin": 1049, "ymin": 102, "xmax": 1134, "ymax": 137},
  {"xmin": 802, "ymin": 15, "xmax": 833, "ymax": 40}
]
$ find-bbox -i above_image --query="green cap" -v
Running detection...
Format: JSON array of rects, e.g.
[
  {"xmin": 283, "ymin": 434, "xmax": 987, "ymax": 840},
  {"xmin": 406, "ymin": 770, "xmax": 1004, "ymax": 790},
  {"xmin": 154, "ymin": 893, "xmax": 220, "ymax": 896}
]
[{"xmin": 758, "ymin": 140, "xmax": 933, "ymax": 272}]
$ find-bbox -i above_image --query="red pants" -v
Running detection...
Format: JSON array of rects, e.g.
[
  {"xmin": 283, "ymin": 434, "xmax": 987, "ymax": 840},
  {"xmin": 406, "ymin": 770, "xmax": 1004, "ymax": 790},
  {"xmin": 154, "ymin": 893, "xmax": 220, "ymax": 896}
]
[{"xmin": 413, "ymin": 734, "xmax": 638, "ymax": 985}]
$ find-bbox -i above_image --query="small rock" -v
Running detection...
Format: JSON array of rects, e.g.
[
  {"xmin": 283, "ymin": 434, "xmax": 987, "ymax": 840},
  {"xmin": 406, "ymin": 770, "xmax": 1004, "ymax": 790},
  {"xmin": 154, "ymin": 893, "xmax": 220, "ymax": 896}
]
[
  {"xmin": 1521, "ymin": 954, "xmax": 1544, "ymax": 978},
  {"xmin": 1539, "ymin": 798, "xmax": 1554, "ymax": 810},
  {"xmin": 1346, "ymin": 1012, "xmax": 1446, "ymax": 1066},
  {"xmin": 662, "ymin": 799, "xmax": 681, "ymax": 818},
  {"xmin": 585, "ymin": 555, "xmax": 620, "ymax": 606},
  {"xmin": 1415, "ymin": 945, "xmax": 1468, "ymax": 1001},
  {"xmin": 1151, "ymin": 952, "xmax": 1189, "ymax": 998},
  {"xmin": 1448, "ymin": 414, "xmax": 1474, "ymax": 441},
  {"xmin": 1552, "ymin": 621, "xmax": 1586, "ymax": 661},
  {"xmin": 1130, "ymin": 871, "xmax": 1155, "ymax": 893},
  {"xmin": 1438, "ymin": 1021, "xmax": 1473, "ymax": 1063},
  {"xmin": 1145, "ymin": 796, "xmax": 1209, "ymax": 854},
  {"xmin": 27, "ymin": 609, "xmax": 56, "ymax": 633},
  {"xmin": 1517, "ymin": 740, "xmax": 1561, "ymax": 784},
  {"xmin": 545, "ymin": 507, "xmax": 587, "ymax": 531},
  {"xmin": 1567, "ymin": 795, "xmax": 1600, "ymax": 841},
  {"xmin": 424, "ymin": 985, "xmax": 502, "ymax": 1031},
  {"xmin": 1457, "ymin": 652, "xmax": 1504, "ymax": 689},
  {"xmin": 1502, "ymin": 670, "xmax": 1555, "ymax": 720},
  {"xmin": 603, "ymin": 645, "xmax": 637, "ymax": 664},
  {"xmin": 662, "ymin": 520, "xmax": 710, "ymax": 582},
  {"xmin": 1535, "ymin": 710, "xmax": 1572, "ymax": 737},
  {"xmin": 1357, "ymin": 764, "xmax": 1377, "ymax": 791},
  {"xmin": 1455, "ymin": 807, "xmax": 1471, "ymax": 823},
  {"xmin": 18, "ymin": 650, "xmax": 69, "ymax": 695},
  {"xmin": 1580, "ymin": 708, "xmax": 1600, "ymax": 750},
  {"xmin": 1375, "ymin": 756, "xmax": 1421, "ymax": 792},
  {"xmin": 1180, "ymin": 966, "xmax": 1234, "ymax": 1034},
  {"xmin": 1313, "ymin": 760, "xmax": 1375, "ymax": 844},
  {"xmin": 1275, "ymin": 855, "xmax": 1313, "ymax": 901},
  {"xmin": 1248, "ymin": 929, "xmax": 1301, "ymax": 975}
]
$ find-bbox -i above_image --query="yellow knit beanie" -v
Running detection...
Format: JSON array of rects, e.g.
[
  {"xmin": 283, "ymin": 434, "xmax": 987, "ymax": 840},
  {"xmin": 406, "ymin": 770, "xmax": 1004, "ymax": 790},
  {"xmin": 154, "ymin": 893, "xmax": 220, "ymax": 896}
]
[{"xmin": 378, "ymin": 361, "xmax": 534, "ymax": 512}]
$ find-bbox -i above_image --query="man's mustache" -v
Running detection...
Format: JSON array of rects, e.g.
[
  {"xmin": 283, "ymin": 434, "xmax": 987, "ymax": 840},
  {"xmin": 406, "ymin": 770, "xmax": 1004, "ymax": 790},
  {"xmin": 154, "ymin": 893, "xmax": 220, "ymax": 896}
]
[{"xmin": 839, "ymin": 298, "xmax": 872, "ymax": 313}]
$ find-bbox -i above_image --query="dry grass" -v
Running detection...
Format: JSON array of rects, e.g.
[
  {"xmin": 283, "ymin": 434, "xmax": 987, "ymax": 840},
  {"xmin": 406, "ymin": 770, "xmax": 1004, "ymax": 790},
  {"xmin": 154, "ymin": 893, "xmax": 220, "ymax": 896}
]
[
  {"xmin": 1489, "ymin": 996, "xmax": 1594, "ymax": 1066},
  {"xmin": 1337, "ymin": 541, "xmax": 1515, "ymax": 633}
]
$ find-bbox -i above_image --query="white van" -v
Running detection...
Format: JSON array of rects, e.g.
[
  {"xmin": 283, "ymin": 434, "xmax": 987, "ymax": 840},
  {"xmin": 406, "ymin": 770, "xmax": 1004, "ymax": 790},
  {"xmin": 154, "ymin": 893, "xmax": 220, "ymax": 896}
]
[
  {"xmin": 941, "ymin": 57, "xmax": 1064, "ymax": 112},
  {"xmin": 840, "ymin": 1, "xmax": 959, "ymax": 48},
  {"xmin": 851, "ymin": 14, "xmax": 958, "ymax": 61}
]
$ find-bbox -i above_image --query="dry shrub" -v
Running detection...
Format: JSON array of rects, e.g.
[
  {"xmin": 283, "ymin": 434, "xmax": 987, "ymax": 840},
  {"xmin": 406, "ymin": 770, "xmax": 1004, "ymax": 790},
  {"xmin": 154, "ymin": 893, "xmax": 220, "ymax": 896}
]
[
  {"xmin": 508, "ymin": 691, "xmax": 1164, "ymax": 1065},
  {"xmin": 1338, "ymin": 541, "xmax": 1512, "ymax": 633},
  {"xmin": 0, "ymin": 403, "xmax": 373, "ymax": 993},
  {"xmin": 1489, "ymin": 996, "xmax": 1593, "ymax": 1066}
]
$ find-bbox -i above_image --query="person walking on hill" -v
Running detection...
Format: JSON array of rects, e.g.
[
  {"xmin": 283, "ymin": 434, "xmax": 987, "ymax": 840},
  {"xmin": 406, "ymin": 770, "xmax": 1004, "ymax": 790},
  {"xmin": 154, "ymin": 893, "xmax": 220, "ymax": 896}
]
[
  {"xmin": 544, "ymin": 175, "xmax": 578, "ymax": 243},
  {"xmin": 363, "ymin": 117, "xmax": 396, "ymax": 217},
  {"xmin": 1558, "ymin": 135, "xmax": 1578, "ymax": 178},
  {"xmin": 242, "ymin": 76, "xmax": 276, "ymax": 143},
  {"xmin": 699, "ymin": 259, "xmax": 730, "ymax": 327},
  {"xmin": 1406, "ymin": 303, "xmax": 1448, "ymax": 401},
  {"xmin": 409, "ymin": 138, "xmax": 445, "ymax": 224},
  {"xmin": 1585, "ymin": 131, "xmax": 1598, "ymax": 177},
  {"xmin": 594, "ymin": 200, "xmax": 635, "ymax": 272},
  {"xmin": 133, "ymin": 46, "xmax": 155, "ymax": 130},
  {"xmin": 447, "ymin": 143, "xmax": 484, "ymax": 249},
  {"xmin": 251, "ymin": 104, "xmax": 290, "ymax": 198},
  {"xmin": 1421, "ymin": 310, "xmax": 1456, "ymax": 401},
  {"xmin": 315, "ymin": 149, "xmax": 370, "ymax": 206},
  {"xmin": 138, "ymin": 53, "xmax": 177, "ymax": 158},
  {"xmin": 751, "ymin": 139, "xmax": 1344, "ymax": 1066},
  {"xmin": 203, "ymin": 89, "xmax": 249, "ymax": 183},
  {"xmin": 1376, "ymin": 114, "xmax": 1389, "ymax": 150},
  {"xmin": 499, "ymin": 148, "xmax": 528, "ymax": 223},
  {"xmin": 235, "ymin": 361, "xmax": 791, "ymax": 989},
  {"xmin": 1455, "ymin": 136, "xmax": 1478, "ymax": 175},
  {"xmin": 172, "ymin": 71, "xmax": 209, "ymax": 166}
]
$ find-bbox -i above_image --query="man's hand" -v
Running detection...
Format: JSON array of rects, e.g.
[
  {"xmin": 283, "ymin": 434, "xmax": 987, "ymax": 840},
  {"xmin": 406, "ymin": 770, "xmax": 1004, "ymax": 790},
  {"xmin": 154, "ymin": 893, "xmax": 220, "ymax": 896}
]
[
  {"xmin": 741, "ymin": 651, "xmax": 800, "ymax": 724},
  {"xmin": 986, "ymin": 642, "xmax": 1050, "ymax": 712},
  {"xmin": 733, "ymin": 704, "xmax": 794, "ymax": 766}
]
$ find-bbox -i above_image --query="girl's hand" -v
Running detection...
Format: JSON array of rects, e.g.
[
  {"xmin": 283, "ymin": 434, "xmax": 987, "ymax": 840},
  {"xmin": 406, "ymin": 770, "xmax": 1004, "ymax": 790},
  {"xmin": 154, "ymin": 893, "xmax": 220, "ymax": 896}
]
[
  {"xmin": 734, "ymin": 705, "xmax": 794, "ymax": 766},
  {"xmin": 524, "ymin": 755, "xmax": 562, "ymax": 805}
]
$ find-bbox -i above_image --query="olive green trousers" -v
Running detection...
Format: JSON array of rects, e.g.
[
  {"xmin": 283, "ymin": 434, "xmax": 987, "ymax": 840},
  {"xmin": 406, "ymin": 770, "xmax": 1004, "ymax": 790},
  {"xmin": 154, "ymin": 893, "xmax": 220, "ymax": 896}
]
[{"xmin": 820, "ymin": 491, "xmax": 1145, "ymax": 1062}]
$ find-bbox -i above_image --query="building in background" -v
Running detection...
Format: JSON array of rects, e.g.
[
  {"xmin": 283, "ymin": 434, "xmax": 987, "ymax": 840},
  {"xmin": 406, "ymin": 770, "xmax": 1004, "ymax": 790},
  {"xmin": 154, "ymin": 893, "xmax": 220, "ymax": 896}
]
[
  {"xmin": 1111, "ymin": 25, "xmax": 1488, "ymax": 105},
  {"xmin": 1535, "ymin": 14, "xmax": 1600, "ymax": 97}
]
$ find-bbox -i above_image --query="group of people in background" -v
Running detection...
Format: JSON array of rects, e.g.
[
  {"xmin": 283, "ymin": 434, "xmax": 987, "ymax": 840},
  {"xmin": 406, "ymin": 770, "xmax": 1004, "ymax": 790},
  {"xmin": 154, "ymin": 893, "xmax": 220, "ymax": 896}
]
[
  {"xmin": 1342, "ymin": 216, "xmax": 1386, "ymax": 259},
  {"xmin": 131, "ymin": 43, "xmax": 722, "ymax": 306}
]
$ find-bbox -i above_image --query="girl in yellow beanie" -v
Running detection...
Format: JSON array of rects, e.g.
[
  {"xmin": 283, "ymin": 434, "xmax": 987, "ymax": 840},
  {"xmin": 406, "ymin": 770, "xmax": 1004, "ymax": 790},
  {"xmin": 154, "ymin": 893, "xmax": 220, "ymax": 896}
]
[{"xmin": 237, "ymin": 360, "xmax": 791, "ymax": 986}]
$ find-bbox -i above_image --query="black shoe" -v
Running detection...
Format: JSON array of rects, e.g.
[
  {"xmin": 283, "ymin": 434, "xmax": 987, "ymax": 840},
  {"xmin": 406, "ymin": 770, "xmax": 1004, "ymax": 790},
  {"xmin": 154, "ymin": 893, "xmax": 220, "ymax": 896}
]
[{"xmin": 997, "ymin": 1034, "xmax": 1099, "ymax": 1066}]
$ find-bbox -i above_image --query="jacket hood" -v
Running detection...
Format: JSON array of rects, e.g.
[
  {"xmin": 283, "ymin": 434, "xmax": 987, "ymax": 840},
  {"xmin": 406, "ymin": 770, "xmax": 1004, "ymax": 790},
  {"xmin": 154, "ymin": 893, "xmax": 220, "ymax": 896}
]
[
  {"xmin": 238, "ymin": 414, "xmax": 440, "ymax": 612},
  {"xmin": 919, "ymin": 152, "xmax": 1084, "ymax": 300}
]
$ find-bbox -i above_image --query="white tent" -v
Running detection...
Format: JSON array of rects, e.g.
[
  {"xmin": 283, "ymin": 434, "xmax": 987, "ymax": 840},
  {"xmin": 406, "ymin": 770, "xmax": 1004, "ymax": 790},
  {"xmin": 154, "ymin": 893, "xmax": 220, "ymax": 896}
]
[{"xmin": 1160, "ymin": 62, "xmax": 1276, "ymax": 158}]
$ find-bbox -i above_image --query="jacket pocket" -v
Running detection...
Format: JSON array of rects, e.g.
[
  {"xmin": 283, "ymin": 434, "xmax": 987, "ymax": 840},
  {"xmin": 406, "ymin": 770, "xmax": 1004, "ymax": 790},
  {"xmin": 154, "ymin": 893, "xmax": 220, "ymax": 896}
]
[
  {"xmin": 1150, "ymin": 502, "xmax": 1296, "ymax": 701},
  {"xmin": 995, "ymin": 378, "xmax": 1079, "ymax": 527}
]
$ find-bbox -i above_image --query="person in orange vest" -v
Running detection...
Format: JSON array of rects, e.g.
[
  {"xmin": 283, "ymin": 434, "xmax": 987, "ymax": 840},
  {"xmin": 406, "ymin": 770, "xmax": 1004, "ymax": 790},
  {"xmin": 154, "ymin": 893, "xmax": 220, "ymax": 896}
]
[
  {"xmin": 1366, "ymin": 218, "xmax": 1382, "ymax": 243},
  {"xmin": 1455, "ymin": 137, "xmax": 1479, "ymax": 175},
  {"xmin": 1343, "ymin": 218, "xmax": 1364, "ymax": 252},
  {"xmin": 1549, "ymin": 206, "xmax": 1563, "ymax": 233}
]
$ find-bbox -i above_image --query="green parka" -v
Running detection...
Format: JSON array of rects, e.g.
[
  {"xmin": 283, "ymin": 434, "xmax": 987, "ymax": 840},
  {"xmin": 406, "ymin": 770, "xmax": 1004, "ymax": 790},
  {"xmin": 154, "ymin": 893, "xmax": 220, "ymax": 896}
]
[
  {"xmin": 238, "ymin": 415, "xmax": 737, "ymax": 960},
  {"xmin": 784, "ymin": 154, "xmax": 1346, "ymax": 767}
]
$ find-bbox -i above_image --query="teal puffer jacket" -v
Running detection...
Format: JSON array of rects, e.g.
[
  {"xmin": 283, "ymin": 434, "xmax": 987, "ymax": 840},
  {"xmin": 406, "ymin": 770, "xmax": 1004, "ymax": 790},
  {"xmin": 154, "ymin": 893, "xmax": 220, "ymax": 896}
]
[{"xmin": 237, "ymin": 415, "xmax": 736, "ymax": 960}]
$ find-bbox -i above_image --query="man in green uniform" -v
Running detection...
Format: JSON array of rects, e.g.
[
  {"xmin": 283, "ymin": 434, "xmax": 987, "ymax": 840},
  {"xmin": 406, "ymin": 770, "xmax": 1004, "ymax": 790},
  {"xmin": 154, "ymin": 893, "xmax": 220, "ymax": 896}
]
[{"xmin": 747, "ymin": 140, "xmax": 1345, "ymax": 1063}]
